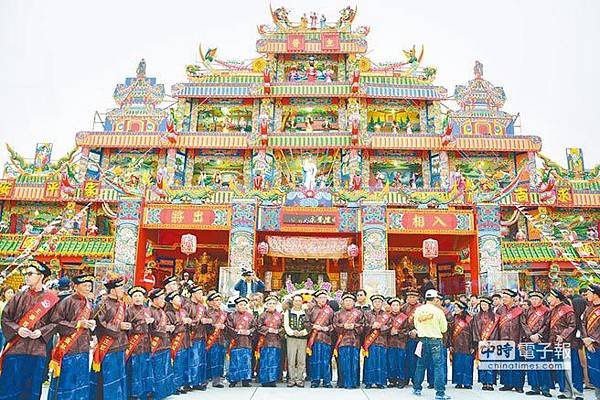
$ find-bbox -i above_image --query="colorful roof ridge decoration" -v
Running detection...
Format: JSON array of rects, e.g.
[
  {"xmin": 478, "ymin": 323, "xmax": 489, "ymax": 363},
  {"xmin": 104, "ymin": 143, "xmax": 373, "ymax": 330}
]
[
  {"xmin": 0, "ymin": 234, "xmax": 114, "ymax": 257},
  {"xmin": 450, "ymin": 61, "xmax": 516, "ymax": 136},
  {"xmin": 103, "ymin": 59, "xmax": 168, "ymax": 133},
  {"xmin": 501, "ymin": 240, "xmax": 600, "ymax": 263}
]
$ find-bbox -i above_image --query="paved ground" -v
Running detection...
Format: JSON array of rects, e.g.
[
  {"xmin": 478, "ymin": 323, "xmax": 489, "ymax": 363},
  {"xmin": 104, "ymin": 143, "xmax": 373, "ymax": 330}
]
[{"xmin": 42, "ymin": 384, "xmax": 597, "ymax": 399}]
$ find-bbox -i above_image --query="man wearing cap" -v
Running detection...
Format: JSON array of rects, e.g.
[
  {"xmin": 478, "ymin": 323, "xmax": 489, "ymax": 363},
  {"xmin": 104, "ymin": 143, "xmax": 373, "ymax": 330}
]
[
  {"xmin": 162, "ymin": 276, "xmax": 179, "ymax": 295},
  {"xmin": 205, "ymin": 291, "xmax": 228, "ymax": 388},
  {"xmin": 520, "ymin": 290, "xmax": 552, "ymax": 397},
  {"xmin": 363, "ymin": 294, "xmax": 390, "ymax": 389},
  {"xmin": 305, "ymin": 289, "xmax": 335, "ymax": 388},
  {"xmin": 581, "ymin": 284, "xmax": 600, "ymax": 400},
  {"xmin": 0, "ymin": 261, "xmax": 58, "ymax": 400},
  {"xmin": 147, "ymin": 288, "xmax": 175, "ymax": 399},
  {"xmin": 473, "ymin": 296, "xmax": 498, "ymax": 391},
  {"xmin": 412, "ymin": 288, "xmax": 448, "ymax": 399},
  {"xmin": 125, "ymin": 286, "xmax": 154, "ymax": 399},
  {"xmin": 548, "ymin": 288, "xmax": 583, "ymax": 400},
  {"xmin": 284, "ymin": 293, "xmax": 309, "ymax": 387},
  {"xmin": 256, "ymin": 294, "xmax": 284, "ymax": 387},
  {"xmin": 450, "ymin": 300, "xmax": 474, "ymax": 389},
  {"xmin": 165, "ymin": 291, "xmax": 193, "ymax": 394},
  {"xmin": 400, "ymin": 288, "xmax": 421, "ymax": 384},
  {"xmin": 387, "ymin": 297, "xmax": 408, "ymax": 388},
  {"xmin": 496, "ymin": 288, "xmax": 525, "ymax": 393},
  {"xmin": 47, "ymin": 273, "xmax": 95, "ymax": 400},
  {"xmin": 234, "ymin": 270, "xmax": 265, "ymax": 298},
  {"xmin": 188, "ymin": 286, "xmax": 209, "ymax": 391},
  {"xmin": 90, "ymin": 275, "xmax": 130, "ymax": 399},
  {"xmin": 226, "ymin": 296, "xmax": 256, "ymax": 387},
  {"xmin": 333, "ymin": 292, "xmax": 363, "ymax": 389}
]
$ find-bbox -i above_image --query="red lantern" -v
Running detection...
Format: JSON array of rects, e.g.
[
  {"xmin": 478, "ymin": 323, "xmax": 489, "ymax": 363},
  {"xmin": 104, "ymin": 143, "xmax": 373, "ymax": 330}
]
[
  {"xmin": 422, "ymin": 238, "xmax": 438, "ymax": 259},
  {"xmin": 347, "ymin": 244, "xmax": 359, "ymax": 258},
  {"xmin": 180, "ymin": 234, "xmax": 197, "ymax": 255},
  {"xmin": 257, "ymin": 241, "xmax": 269, "ymax": 256}
]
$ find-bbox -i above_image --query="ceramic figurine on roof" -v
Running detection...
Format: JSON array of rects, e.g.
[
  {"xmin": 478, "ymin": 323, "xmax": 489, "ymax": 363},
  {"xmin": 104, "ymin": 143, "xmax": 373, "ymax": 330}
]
[
  {"xmin": 448, "ymin": 61, "xmax": 516, "ymax": 136},
  {"xmin": 103, "ymin": 59, "xmax": 168, "ymax": 132}
]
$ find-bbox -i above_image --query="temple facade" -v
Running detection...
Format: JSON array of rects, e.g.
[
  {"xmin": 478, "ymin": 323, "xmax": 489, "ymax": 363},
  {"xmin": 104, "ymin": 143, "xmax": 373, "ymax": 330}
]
[{"xmin": 1, "ymin": 7, "xmax": 598, "ymax": 298}]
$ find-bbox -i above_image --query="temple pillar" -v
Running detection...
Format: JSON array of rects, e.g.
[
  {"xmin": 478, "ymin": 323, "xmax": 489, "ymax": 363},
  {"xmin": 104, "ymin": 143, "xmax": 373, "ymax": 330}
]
[
  {"xmin": 228, "ymin": 199, "xmax": 258, "ymax": 270},
  {"xmin": 77, "ymin": 147, "xmax": 90, "ymax": 182},
  {"xmin": 527, "ymin": 151, "xmax": 537, "ymax": 189},
  {"xmin": 439, "ymin": 150, "xmax": 450, "ymax": 190},
  {"xmin": 475, "ymin": 203, "xmax": 503, "ymax": 294},
  {"xmin": 361, "ymin": 202, "xmax": 395, "ymax": 296},
  {"xmin": 113, "ymin": 198, "xmax": 143, "ymax": 279}
]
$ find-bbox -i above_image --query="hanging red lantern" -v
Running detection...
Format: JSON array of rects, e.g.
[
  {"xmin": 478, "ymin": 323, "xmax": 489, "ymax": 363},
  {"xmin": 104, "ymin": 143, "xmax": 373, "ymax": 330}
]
[
  {"xmin": 422, "ymin": 238, "xmax": 439, "ymax": 259},
  {"xmin": 257, "ymin": 241, "xmax": 269, "ymax": 256},
  {"xmin": 347, "ymin": 244, "xmax": 359, "ymax": 258},
  {"xmin": 180, "ymin": 234, "xmax": 197, "ymax": 255}
]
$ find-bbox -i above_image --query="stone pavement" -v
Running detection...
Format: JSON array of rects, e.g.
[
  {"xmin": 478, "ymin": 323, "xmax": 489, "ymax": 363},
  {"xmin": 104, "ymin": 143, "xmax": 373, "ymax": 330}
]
[{"xmin": 42, "ymin": 384, "xmax": 597, "ymax": 400}]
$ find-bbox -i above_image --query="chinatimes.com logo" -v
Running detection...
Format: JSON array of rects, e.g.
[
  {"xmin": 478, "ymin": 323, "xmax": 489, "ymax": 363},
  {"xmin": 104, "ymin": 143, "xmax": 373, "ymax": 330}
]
[{"xmin": 478, "ymin": 340, "xmax": 572, "ymax": 371}]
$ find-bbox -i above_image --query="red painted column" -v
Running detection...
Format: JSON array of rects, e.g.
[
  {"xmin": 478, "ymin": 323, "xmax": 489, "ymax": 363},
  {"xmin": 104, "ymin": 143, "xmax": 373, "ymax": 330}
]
[{"xmin": 470, "ymin": 235, "xmax": 480, "ymax": 295}]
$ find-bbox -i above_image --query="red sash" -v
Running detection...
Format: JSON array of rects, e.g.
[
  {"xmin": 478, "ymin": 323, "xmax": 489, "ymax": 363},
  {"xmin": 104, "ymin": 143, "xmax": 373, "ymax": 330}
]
[
  {"xmin": 405, "ymin": 304, "xmax": 419, "ymax": 328},
  {"xmin": 550, "ymin": 304, "xmax": 573, "ymax": 331},
  {"xmin": 190, "ymin": 303, "xmax": 206, "ymax": 342},
  {"xmin": 391, "ymin": 312, "xmax": 408, "ymax": 330},
  {"xmin": 255, "ymin": 311, "xmax": 282, "ymax": 359},
  {"xmin": 306, "ymin": 305, "xmax": 333, "ymax": 356},
  {"xmin": 170, "ymin": 308, "xmax": 188, "ymax": 360},
  {"xmin": 150, "ymin": 308, "xmax": 167, "ymax": 354},
  {"xmin": 205, "ymin": 310, "xmax": 227, "ymax": 351},
  {"xmin": 49, "ymin": 300, "xmax": 92, "ymax": 377},
  {"xmin": 527, "ymin": 306, "xmax": 548, "ymax": 332},
  {"xmin": 333, "ymin": 309, "xmax": 362, "ymax": 357},
  {"xmin": 452, "ymin": 315, "xmax": 473, "ymax": 339},
  {"xmin": 92, "ymin": 300, "xmax": 126, "ymax": 372},
  {"xmin": 480, "ymin": 315, "xmax": 498, "ymax": 341},
  {"xmin": 362, "ymin": 312, "xmax": 391, "ymax": 356},
  {"xmin": 125, "ymin": 308, "xmax": 151, "ymax": 361},
  {"xmin": 586, "ymin": 306, "xmax": 600, "ymax": 334},
  {"xmin": 227, "ymin": 312, "xmax": 254, "ymax": 356},
  {"xmin": 499, "ymin": 305, "xmax": 522, "ymax": 329},
  {"xmin": 0, "ymin": 291, "xmax": 59, "ymax": 372}
]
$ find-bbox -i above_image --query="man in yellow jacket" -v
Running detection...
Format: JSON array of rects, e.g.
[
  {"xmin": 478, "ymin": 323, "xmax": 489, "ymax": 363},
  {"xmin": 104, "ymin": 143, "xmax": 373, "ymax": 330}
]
[{"xmin": 412, "ymin": 289, "xmax": 449, "ymax": 400}]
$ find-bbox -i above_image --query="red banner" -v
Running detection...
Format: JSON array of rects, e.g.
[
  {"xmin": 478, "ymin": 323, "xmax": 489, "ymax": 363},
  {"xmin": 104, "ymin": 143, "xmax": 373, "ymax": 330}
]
[
  {"xmin": 287, "ymin": 34, "xmax": 305, "ymax": 52},
  {"xmin": 321, "ymin": 33, "xmax": 340, "ymax": 52}
]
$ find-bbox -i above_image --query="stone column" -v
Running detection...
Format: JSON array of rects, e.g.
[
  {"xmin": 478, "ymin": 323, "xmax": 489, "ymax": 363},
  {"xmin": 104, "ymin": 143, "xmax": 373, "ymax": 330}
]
[
  {"xmin": 361, "ymin": 202, "xmax": 395, "ymax": 296},
  {"xmin": 476, "ymin": 203, "xmax": 503, "ymax": 294},
  {"xmin": 228, "ymin": 199, "xmax": 258, "ymax": 270},
  {"xmin": 113, "ymin": 198, "xmax": 143, "ymax": 279}
]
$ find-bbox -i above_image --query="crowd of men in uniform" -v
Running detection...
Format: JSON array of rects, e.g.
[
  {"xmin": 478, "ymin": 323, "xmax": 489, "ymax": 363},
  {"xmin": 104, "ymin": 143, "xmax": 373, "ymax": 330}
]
[{"xmin": 1, "ymin": 260, "xmax": 600, "ymax": 400}]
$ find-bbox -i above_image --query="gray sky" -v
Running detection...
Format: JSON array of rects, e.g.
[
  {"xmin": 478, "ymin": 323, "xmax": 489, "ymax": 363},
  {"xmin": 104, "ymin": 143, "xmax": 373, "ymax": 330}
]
[{"xmin": 1, "ymin": 0, "xmax": 598, "ymax": 169}]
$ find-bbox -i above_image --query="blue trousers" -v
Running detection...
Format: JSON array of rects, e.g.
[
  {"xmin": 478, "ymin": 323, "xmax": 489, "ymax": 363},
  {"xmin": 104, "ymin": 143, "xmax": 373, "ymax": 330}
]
[
  {"xmin": 499, "ymin": 352, "xmax": 525, "ymax": 389},
  {"xmin": 48, "ymin": 352, "xmax": 90, "ymax": 400},
  {"xmin": 150, "ymin": 349, "xmax": 174, "ymax": 400},
  {"xmin": 207, "ymin": 344, "xmax": 226, "ymax": 379},
  {"xmin": 451, "ymin": 352, "xmax": 474, "ymax": 386},
  {"xmin": 387, "ymin": 347, "xmax": 407, "ymax": 381},
  {"xmin": 426, "ymin": 346, "xmax": 448, "ymax": 385},
  {"xmin": 405, "ymin": 339, "xmax": 418, "ymax": 383},
  {"xmin": 188, "ymin": 339, "xmax": 207, "ymax": 386},
  {"xmin": 556, "ymin": 348, "xmax": 584, "ymax": 395},
  {"xmin": 228, "ymin": 347, "xmax": 252, "ymax": 383},
  {"xmin": 172, "ymin": 348, "xmax": 189, "ymax": 389},
  {"xmin": 526, "ymin": 343, "xmax": 552, "ymax": 392},
  {"xmin": 127, "ymin": 352, "xmax": 153, "ymax": 398},
  {"xmin": 308, "ymin": 341, "xmax": 332, "ymax": 385},
  {"xmin": 337, "ymin": 346, "xmax": 360, "ymax": 388},
  {"xmin": 89, "ymin": 350, "xmax": 127, "ymax": 400},
  {"xmin": 363, "ymin": 344, "xmax": 387, "ymax": 386},
  {"xmin": 0, "ymin": 354, "xmax": 46, "ymax": 400},
  {"xmin": 258, "ymin": 347, "xmax": 281, "ymax": 385},
  {"xmin": 413, "ymin": 338, "xmax": 447, "ymax": 398},
  {"xmin": 478, "ymin": 368, "xmax": 496, "ymax": 385}
]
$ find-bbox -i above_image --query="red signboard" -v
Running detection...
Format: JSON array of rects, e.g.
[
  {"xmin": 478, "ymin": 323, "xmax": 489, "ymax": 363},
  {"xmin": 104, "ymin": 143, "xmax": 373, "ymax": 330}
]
[
  {"xmin": 142, "ymin": 205, "xmax": 230, "ymax": 230},
  {"xmin": 388, "ymin": 210, "xmax": 474, "ymax": 234},
  {"xmin": 287, "ymin": 34, "xmax": 305, "ymax": 52},
  {"xmin": 321, "ymin": 33, "xmax": 340, "ymax": 52}
]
